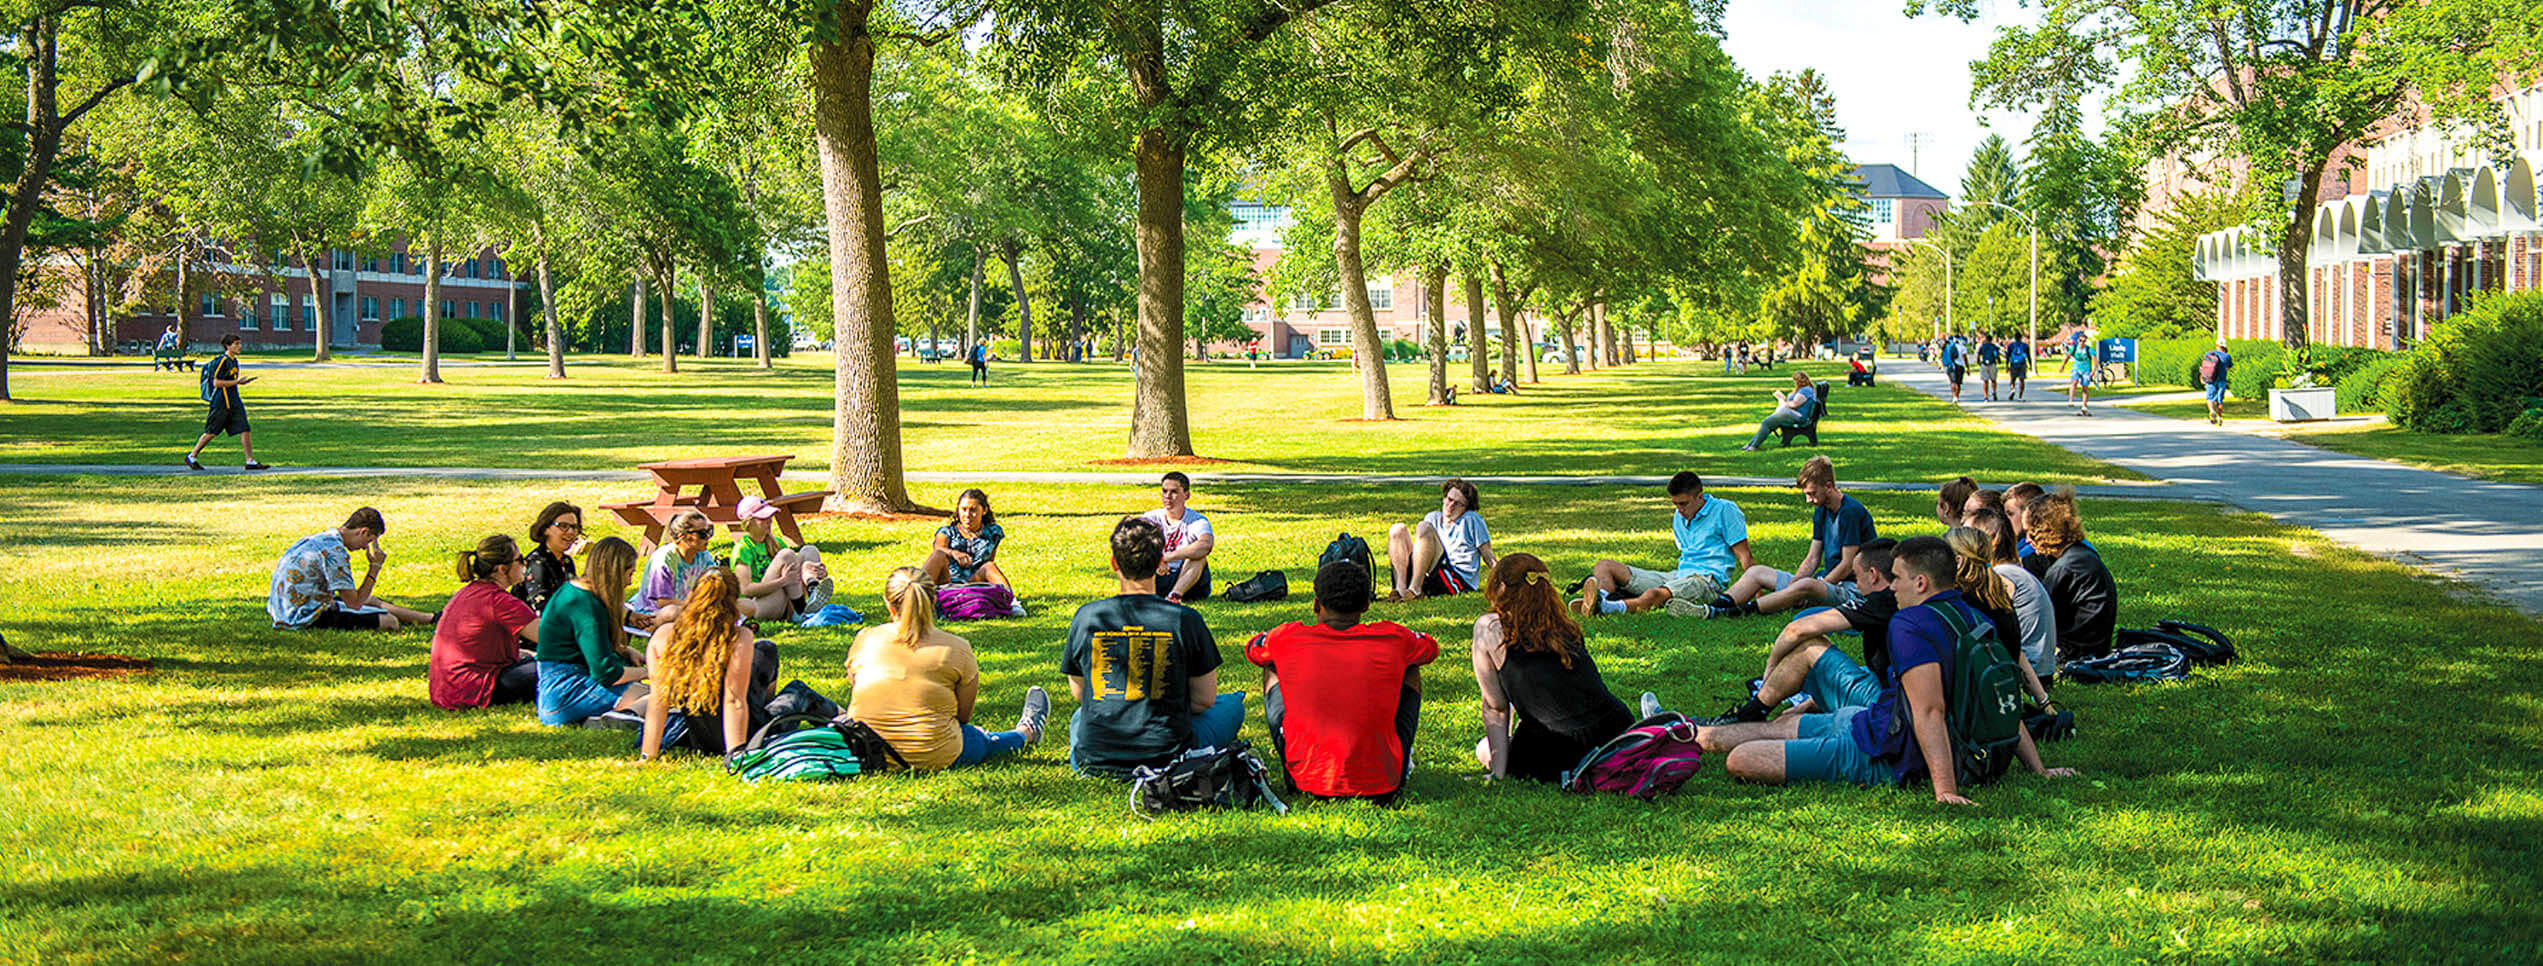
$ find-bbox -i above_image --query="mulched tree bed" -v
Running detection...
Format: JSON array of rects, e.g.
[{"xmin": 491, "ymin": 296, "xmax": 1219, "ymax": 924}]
[{"xmin": 0, "ymin": 652, "xmax": 153, "ymax": 683}]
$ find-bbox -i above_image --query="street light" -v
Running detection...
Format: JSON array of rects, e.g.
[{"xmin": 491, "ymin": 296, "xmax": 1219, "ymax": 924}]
[
  {"xmin": 1910, "ymin": 238, "xmax": 1952, "ymax": 340},
  {"xmin": 1975, "ymin": 199, "xmax": 2039, "ymax": 349}
]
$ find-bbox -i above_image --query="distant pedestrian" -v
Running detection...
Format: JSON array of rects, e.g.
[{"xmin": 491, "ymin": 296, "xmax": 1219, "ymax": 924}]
[
  {"xmin": 2199, "ymin": 340, "xmax": 2234, "ymax": 425},
  {"xmin": 1977, "ymin": 334, "xmax": 2001, "ymax": 400},
  {"xmin": 2006, "ymin": 337, "xmax": 2031, "ymax": 400},
  {"xmin": 187, "ymin": 334, "xmax": 268, "ymax": 471},
  {"xmin": 1942, "ymin": 336, "xmax": 1967, "ymax": 403},
  {"xmin": 153, "ymin": 324, "xmax": 182, "ymax": 370},
  {"xmin": 2068, "ymin": 342, "xmax": 2094, "ymax": 416},
  {"xmin": 968, "ymin": 341, "xmax": 990, "ymax": 387}
]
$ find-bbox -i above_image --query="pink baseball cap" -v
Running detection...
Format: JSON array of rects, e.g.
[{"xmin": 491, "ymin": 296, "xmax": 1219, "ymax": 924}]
[{"xmin": 735, "ymin": 496, "xmax": 781, "ymax": 520}]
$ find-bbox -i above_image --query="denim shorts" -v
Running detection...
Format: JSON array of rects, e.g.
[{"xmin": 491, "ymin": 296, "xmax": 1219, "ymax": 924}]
[
  {"xmin": 535, "ymin": 660, "xmax": 628, "ymax": 726},
  {"xmin": 2205, "ymin": 382, "xmax": 2228, "ymax": 403},
  {"xmin": 1781, "ymin": 706, "xmax": 1895, "ymax": 787}
]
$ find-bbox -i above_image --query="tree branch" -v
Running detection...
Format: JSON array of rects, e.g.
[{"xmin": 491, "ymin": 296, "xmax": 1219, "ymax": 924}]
[{"xmin": 57, "ymin": 76, "xmax": 132, "ymax": 127}]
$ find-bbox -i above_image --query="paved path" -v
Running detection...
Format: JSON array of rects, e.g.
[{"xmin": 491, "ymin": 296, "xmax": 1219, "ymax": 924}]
[
  {"xmin": 0, "ymin": 462, "xmax": 2182, "ymax": 498},
  {"xmin": 1892, "ymin": 362, "xmax": 2543, "ymax": 614}
]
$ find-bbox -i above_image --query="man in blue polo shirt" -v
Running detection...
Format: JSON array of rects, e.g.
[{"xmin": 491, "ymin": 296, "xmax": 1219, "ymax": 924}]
[
  {"xmin": 1696, "ymin": 536, "xmax": 2077, "ymax": 803},
  {"xmin": 1575, "ymin": 471, "xmax": 1756, "ymax": 618}
]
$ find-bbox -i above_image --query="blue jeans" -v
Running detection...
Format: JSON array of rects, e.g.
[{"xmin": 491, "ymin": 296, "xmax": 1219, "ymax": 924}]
[
  {"xmin": 953, "ymin": 724, "xmax": 1031, "ymax": 767},
  {"xmin": 1748, "ymin": 409, "xmax": 1808, "ymax": 447},
  {"xmin": 1066, "ymin": 691, "xmax": 1247, "ymax": 776},
  {"xmin": 535, "ymin": 660, "xmax": 628, "ymax": 726}
]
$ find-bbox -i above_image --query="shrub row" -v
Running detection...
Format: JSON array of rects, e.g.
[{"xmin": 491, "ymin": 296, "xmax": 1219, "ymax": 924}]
[
  {"xmin": 2386, "ymin": 290, "xmax": 2543, "ymax": 435},
  {"xmin": 379, "ymin": 315, "xmax": 518, "ymax": 354},
  {"xmin": 2134, "ymin": 336, "xmax": 2403, "ymax": 408}
]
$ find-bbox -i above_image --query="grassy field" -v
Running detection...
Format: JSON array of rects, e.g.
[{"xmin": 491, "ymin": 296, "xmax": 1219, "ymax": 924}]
[
  {"xmin": 0, "ymin": 355, "xmax": 2143, "ymax": 483},
  {"xmin": 4, "ymin": 470, "xmax": 2541, "ymax": 962}
]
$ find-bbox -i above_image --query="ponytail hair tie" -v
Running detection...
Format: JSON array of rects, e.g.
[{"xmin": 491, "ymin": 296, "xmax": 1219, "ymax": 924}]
[
  {"xmin": 455, "ymin": 549, "xmax": 480, "ymax": 581},
  {"xmin": 1523, "ymin": 570, "xmax": 1548, "ymax": 585}
]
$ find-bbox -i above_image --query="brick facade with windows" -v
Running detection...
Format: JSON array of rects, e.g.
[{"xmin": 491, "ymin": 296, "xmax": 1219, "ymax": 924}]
[{"xmin": 20, "ymin": 240, "xmax": 526, "ymax": 354}]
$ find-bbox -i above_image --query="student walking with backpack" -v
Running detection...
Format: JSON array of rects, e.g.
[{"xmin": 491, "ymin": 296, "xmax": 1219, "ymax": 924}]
[
  {"xmin": 2199, "ymin": 341, "xmax": 2234, "ymax": 425},
  {"xmin": 187, "ymin": 335, "xmax": 269, "ymax": 471},
  {"xmin": 968, "ymin": 341, "xmax": 990, "ymax": 387},
  {"xmin": 1976, "ymin": 334, "xmax": 2002, "ymax": 401},
  {"xmin": 1942, "ymin": 336, "xmax": 1968, "ymax": 403},
  {"xmin": 2005, "ymin": 338, "xmax": 2031, "ymax": 399}
]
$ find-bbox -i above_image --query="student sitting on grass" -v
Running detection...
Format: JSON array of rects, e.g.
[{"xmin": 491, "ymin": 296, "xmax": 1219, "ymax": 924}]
[
  {"xmin": 1946, "ymin": 526, "xmax": 2057, "ymax": 712},
  {"xmin": 846, "ymin": 567, "xmax": 1048, "ymax": 771},
  {"xmin": 1695, "ymin": 537, "xmax": 2078, "ymax": 803},
  {"xmin": 2021, "ymin": 492, "xmax": 2118, "ymax": 662},
  {"xmin": 1143, "ymin": 472, "xmax": 1215, "ymax": 603},
  {"xmin": 1969, "ymin": 510, "xmax": 2057, "ymax": 680},
  {"xmin": 268, "ymin": 507, "xmax": 436, "ymax": 631},
  {"xmin": 1936, "ymin": 475, "xmax": 1979, "ymax": 528},
  {"xmin": 1706, "ymin": 538, "xmax": 1898, "ymax": 725},
  {"xmin": 1472, "ymin": 553, "xmax": 1638, "ymax": 783},
  {"xmin": 1708, "ymin": 456, "xmax": 1876, "ymax": 619},
  {"xmin": 1960, "ymin": 487, "xmax": 2005, "ymax": 528},
  {"xmin": 515, "ymin": 502, "xmax": 586, "ymax": 615},
  {"xmin": 731, "ymin": 495, "xmax": 831, "ymax": 621},
  {"xmin": 637, "ymin": 509, "xmax": 719, "ymax": 620},
  {"xmin": 1740, "ymin": 371, "xmax": 1820, "ymax": 451},
  {"xmin": 429, "ymin": 535, "xmax": 542, "ymax": 711},
  {"xmin": 1575, "ymin": 471, "xmax": 1754, "ymax": 617},
  {"xmin": 639, "ymin": 568, "xmax": 761, "ymax": 758},
  {"xmin": 1247, "ymin": 561, "xmax": 1439, "ymax": 803},
  {"xmin": 1386, "ymin": 478, "xmax": 1495, "ymax": 601},
  {"xmin": 923, "ymin": 488, "xmax": 1010, "ymax": 590},
  {"xmin": 535, "ymin": 537, "xmax": 650, "ymax": 728},
  {"xmin": 1061, "ymin": 517, "xmax": 1243, "ymax": 778}
]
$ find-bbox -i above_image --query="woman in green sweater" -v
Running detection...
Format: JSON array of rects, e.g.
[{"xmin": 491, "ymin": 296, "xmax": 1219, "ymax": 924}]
[{"xmin": 536, "ymin": 537, "xmax": 651, "ymax": 726}]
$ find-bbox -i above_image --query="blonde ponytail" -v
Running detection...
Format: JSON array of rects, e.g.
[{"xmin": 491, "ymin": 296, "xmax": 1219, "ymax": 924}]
[{"xmin": 884, "ymin": 567, "xmax": 936, "ymax": 649}]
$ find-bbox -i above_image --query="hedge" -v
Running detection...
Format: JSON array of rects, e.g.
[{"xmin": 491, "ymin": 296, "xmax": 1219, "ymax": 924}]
[
  {"xmin": 2131, "ymin": 336, "xmax": 2404, "ymax": 407},
  {"xmin": 2335, "ymin": 354, "xmax": 2410, "ymax": 414},
  {"xmin": 2387, "ymin": 290, "xmax": 2543, "ymax": 434},
  {"xmin": 379, "ymin": 316, "xmax": 486, "ymax": 354}
]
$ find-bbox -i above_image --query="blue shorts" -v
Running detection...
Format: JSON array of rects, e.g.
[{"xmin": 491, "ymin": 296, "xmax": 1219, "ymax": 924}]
[
  {"xmin": 2204, "ymin": 382, "xmax": 2228, "ymax": 403},
  {"xmin": 1802, "ymin": 647, "xmax": 1883, "ymax": 712},
  {"xmin": 1780, "ymin": 706, "xmax": 1895, "ymax": 787},
  {"xmin": 535, "ymin": 660, "xmax": 629, "ymax": 726},
  {"xmin": 2071, "ymin": 368, "xmax": 2093, "ymax": 387}
]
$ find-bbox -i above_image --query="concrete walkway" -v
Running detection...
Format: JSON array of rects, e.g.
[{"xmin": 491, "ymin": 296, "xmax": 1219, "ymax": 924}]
[
  {"xmin": 0, "ymin": 462, "xmax": 2181, "ymax": 498},
  {"xmin": 1893, "ymin": 362, "xmax": 2543, "ymax": 614}
]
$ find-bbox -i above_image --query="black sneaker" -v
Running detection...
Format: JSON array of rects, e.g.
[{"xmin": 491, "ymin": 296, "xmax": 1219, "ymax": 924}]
[
  {"xmin": 243, "ymin": 461, "xmax": 270, "ymax": 471},
  {"xmin": 184, "ymin": 456, "xmax": 204, "ymax": 471}
]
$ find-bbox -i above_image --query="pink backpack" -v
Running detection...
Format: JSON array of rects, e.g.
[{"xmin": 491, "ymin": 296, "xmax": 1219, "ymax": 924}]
[
  {"xmin": 1562, "ymin": 712, "xmax": 1705, "ymax": 799},
  {"xmin": 935, "ymin": 583, "xmax": 1016, "ymax": 621}
]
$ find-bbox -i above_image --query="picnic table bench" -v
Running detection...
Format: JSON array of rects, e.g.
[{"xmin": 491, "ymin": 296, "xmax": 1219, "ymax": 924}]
[{"xmin": 601, "ymin": 454, "xmax": 832, "ymax": 550}]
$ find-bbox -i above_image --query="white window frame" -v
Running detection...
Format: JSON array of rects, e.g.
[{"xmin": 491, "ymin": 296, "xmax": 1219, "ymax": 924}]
[
  {"xmin": 1366, "ymin": 284, "xmax": 1393, "ymax": 311},
  {"xmin": 1317, "ymin": 328, "xmax": 1348, "ymax": 345},
  {"xmin": 361, "ymin": 296, "xmax": 380, "ymax": 321},
  {"xmin": 1870, "ymin": 198, "xmax": 1896, "ymax": 223}
]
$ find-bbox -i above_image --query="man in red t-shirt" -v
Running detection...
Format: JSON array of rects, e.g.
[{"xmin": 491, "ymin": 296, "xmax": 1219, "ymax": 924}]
[{"xmin": 1245, "ymin": 561, "xmax": 1438, "ymax": 802}]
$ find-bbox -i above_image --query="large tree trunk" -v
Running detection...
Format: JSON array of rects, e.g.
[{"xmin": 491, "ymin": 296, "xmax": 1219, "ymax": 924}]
[
  {"xmin": 1422, "ymin": 262, "xmax": 1449, "ymax": 405},
  {"xmin": 698, "ymin": 280, "xmax": 714, "ymax": 359},
  {"xmin": 1464, "ymin": 267, "xmax": 1491, "ymax": 392},
  {"xmin": 1619, "ymin": 323, "xmax": 1635, "ymax": 364},
  {"xmin": 810, "ymin": 5, "xmax": 919, "ymax": 513},
  {"xmin": 504, "ymin": 273, "xmax": 518, "ymax": 361},
  {"xmin": 0, "ymin": 21, "xmax": 66, "ymax": 401},
  {"xmin": 174, "ymin": 258, "xmax": 193, "ymax": 349},
  {"xmin": 1491, "ymin": 261, "xmax": 1528, "ymax": 385},
  {"xmin": 659, "ymin": 262, "xmax": 677, "ymax": 373},
  {"xmin": 1330, "ymin": 181, "xmax": 1394, "ymax": 420},
  {"xmin": 1003, "ymin": 238, "xmax": 1031, "ymax": 363},
  {"xmin": 537, "ymin": 230, "xmax": 564, "ymax": 379},
  {"xmin": 1597, "ymin": 303, "xmax": 1617, "ymax": 367},
  {"xmin": 2275, "ymin": 165, "xmax": 2324, "ymax": 353},
  {"xmin": 1557, "ymin": 305, "xmax": 1583, "ymax": 375},
  {"xmin": 1127, "ymin": 124, "xmax": 1196, "ymax": 454},
  {"xmin": 420, "ymin": 238, "xmax": 444, "ymax": 383},
  {"xmin": 630, "ymin": 276, "xmax": 646, "ymax": 357},
  {"xmin": 1071, "ymin": 294, "xmax": 1087, "ymax": 362},
  {"xmin": 965, "ymin": 246, "xmax": 983, "ymax": 357},
  {"xmin": 752, "ymin": 280, "xmax": 771, "ymax": 369},
  {"xmin": 293, "ymin": 239, "xmax": 332, "ymax": 363}
]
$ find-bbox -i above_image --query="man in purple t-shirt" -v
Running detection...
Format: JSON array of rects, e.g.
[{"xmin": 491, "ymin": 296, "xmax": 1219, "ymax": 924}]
[{"xmin": 1693, "ymin": 536, "xmax": 2077, "ymax": 805}]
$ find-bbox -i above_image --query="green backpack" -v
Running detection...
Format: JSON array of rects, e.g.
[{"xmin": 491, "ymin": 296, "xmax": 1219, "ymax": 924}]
[
  {"xmin": 1918, "ymin": 601, "xmax": 2027, "ymax": 787},
  {"xmin": 725, "ymin": 713, "xmax": 904, "ymax": 783}
]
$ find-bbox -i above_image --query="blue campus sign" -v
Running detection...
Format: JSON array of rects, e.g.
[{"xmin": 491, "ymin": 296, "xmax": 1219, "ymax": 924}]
[{"xmin": 2098, "ymin": 337, "xmax": 2136, "ymax": 364}]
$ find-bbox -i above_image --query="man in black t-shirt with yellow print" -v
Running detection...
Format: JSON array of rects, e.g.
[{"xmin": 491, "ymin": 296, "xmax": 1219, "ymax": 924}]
[
  {"xmin": 1061, "ymin": 516, "xmax": 1245, "ymax": 778},
  {"xmin": 187, "ymin": 334, "xmax": 270, "ymax": 471}
]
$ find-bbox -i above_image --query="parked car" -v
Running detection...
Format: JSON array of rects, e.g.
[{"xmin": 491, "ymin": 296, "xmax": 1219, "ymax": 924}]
[
  {"xmin": 1311, "ymin": 346, "xmax": 1354, "ymax": 360},
  {"xmin": 1542, "ymin": 347, "xmax": 1577, "ymax": 366}
]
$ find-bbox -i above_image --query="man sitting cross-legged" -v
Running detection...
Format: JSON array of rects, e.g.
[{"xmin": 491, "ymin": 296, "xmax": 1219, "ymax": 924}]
[
  {"xmin": 1573, "ymin": 471, "xmax": 1755, "ymax": 618},
  {"xmin": 1061, "ymin": 516, "xmax": 1246, "ymax": 779},
  {"xmin": 1700, "ymin": 538, "xmax": 1899, "ymax": 725},
  {"xmin": 1694, "ymin": 536, "xmax": 2078, "ymax": 805},
  {"xmin": 1706, "ymin": 455, "xmax": 1875, "ymax": 619},
  {"xmin": 1247, "ymin": 560, "xmax": 1439, "ymax": 804}
]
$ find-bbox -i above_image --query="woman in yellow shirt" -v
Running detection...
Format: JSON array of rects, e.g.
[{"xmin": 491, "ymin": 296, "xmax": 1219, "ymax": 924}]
[{"xmin": 845, "ymin": 567, "xmax": 1048, "ymax": 770}]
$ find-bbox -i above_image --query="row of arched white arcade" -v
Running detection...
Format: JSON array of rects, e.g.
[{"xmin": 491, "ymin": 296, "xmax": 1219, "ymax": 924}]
[{"xmin": 2192, "ymin": 157, "xmax": 2543, "ymax": 348}]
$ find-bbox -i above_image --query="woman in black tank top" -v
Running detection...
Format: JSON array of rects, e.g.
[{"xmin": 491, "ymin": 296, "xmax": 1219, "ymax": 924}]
[{"xmin": 1472, "ymin": 553, "xmax": 1635, "ymax": 782}]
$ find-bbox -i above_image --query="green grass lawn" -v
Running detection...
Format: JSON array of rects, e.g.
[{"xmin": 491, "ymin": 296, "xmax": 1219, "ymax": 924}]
[
  {"xmin": 0, "ymin": 355, "xmax": 2144, "ymax": 483},
  {"xmin": 4, "ymin": 474, "xmax": 2539, "ymax": 961},
  {"xmin": 2116, "ymin": 396, "xmax": 2272, "ymax": 422}
]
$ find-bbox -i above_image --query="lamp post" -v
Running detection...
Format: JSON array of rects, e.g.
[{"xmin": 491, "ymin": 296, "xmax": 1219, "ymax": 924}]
[
  {"xmin": 1975, "ymin": 200, "xmax": 2039, "ymax": 348},
  {"xmin": 1910, "ymin": 238, "xmax": 1952, "ymax": 339}
]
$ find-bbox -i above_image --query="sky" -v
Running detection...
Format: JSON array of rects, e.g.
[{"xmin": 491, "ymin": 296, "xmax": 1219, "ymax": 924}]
[{"xmin": 1719, "ymin": 0, "xmax": 2078, "ymax": 199}]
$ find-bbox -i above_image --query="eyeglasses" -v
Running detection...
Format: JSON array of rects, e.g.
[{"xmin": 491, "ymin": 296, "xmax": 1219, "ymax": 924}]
[
  {"xmin": 680, "ymin": 527, "xmax": 713, "ymax": 538},
  {"xmin": 552, "ymin": 522, "xmax": 583, "ymax": 532}
]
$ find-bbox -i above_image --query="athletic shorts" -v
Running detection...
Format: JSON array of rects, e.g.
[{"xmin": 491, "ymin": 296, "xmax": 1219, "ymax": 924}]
[
  {"xmin": 1422, "ymin": 561, "xmax": 1475, "ymax": 596},
  {"xmin": 1980, "ymin": 363, "xmax": 1998, "ymax": 381},
  {"xmin": 2205, "ymin": 382, "xmax": 2228, "ymax": 403},
  {"xmin": 1620, "ymin": 566, "xmax": 1725, "ymax": 616},
  {"xmin": 205, "ymin": 404, "xmax": 249, "ymax": 437},
  {"xmin": 296, "ymin": 604, "xmax": 388, "ymax": 631},
  {"xmin": 2008, "ymin": 363, "xmax": 2027, "ymax": 379},
  {"xmin": 1946, "ymin": 366, "xmax": 1966, "ymax": 387},
  {"xmin": 1778, "ymin": 649, "xmax": 1896, "ymax": 786},
  {"xmin": 1160, "ymin": 563, "xmax": 1212, "ymax": 602}
]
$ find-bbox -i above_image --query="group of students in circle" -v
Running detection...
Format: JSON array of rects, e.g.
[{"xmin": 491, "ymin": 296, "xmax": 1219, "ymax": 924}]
[{"xmin": 262, "ymin": 461, "xmax": 2109, "ymax": 804}]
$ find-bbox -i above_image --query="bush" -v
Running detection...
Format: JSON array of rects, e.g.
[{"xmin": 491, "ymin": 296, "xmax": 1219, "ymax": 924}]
[
  {"xmin": 2336, "ymin": 354, "xmax": 2410, "ymax": 413},
  {"xmin": 2132, "ymin": 337, "xmax": 2287, "ymax": 399},
  {"xmin": 378, "ymin": 316, "xmax": 486, "ymax": 354},
  {"xmin": 2506, "ymin": 408, "xmax": 2543, "ymax": 442},
  {"xmin": 2387, "ymin": 291, "xmax": 2543, "ymax": 434},
  {"xmin": 991, "ymin": 339, "xmax": 1021, "ymax": 359},
  {"xmin": 379, "ymin": 316, "xmax": 424, "ymax": 352}
]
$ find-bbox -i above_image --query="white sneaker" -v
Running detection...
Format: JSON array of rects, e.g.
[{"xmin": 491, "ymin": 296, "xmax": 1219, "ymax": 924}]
[{"xmin": 1639, "ymin": 691, "xmax": 1664, "ymax": 718}]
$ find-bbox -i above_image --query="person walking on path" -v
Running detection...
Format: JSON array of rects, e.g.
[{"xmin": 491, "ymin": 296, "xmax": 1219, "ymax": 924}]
[
  {"xmin": 2005, "ymin": 337, "xmax": 2030, "ymax": 400},
  {"xmin": 1977, "ymin": 334, "xmax": 2001, "ymax": 401},
  {"xmin": 968, "ymin": 341, "xmax": 990, "ymax": 387},
  {"xmin": 187, "ymin": 335, "xmax": 269, "ymax": 471},
  {"xmin": 2067, "ymin": 341, "xmax": 2095, "ymax": 417},
  {"xmin": 2199, "ymin": 341, "xmax": 2234, "ymax": 425}
]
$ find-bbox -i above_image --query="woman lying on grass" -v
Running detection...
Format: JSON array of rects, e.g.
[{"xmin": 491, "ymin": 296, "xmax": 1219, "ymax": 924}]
[
  {"xmin": 922, "ymin": 489, "xmax": 1011, "ymax": 591},
  {"xmin": 641, "ymin": 567, "xmax": 760, "ymax": 758},
  {"xmin": 844, "ymin": 567, "xmax": 1047, "ymax": 771},
  {"xmin": 535, "ymin": 537, "xmax": 650, "ymax": 728},
  {"xmin": 429, "ymin": 534, "xmax": 541, "ymax": 711},
  {"xmin": 1471, "ymin": 553, "xmax": 1638, "ymax": 782}
]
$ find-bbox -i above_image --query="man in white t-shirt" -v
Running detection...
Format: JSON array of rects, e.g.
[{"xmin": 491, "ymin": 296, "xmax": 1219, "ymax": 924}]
[
  {"xmin": 1386, "ymin": 478, "xmax": 1496, "ymax": 600},
  {"xmin": 1140, "ymin": 471, "xmax": 1216, "ymax": 603}
]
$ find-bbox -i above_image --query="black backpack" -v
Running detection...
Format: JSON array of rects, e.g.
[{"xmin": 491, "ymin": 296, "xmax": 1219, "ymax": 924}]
[
  {"xmin": 1129, "ymin": 741, "xmax": 1288, "ymax": 819},
  {"xmin": 1224, "ymin": 569, "xmax": 1289, "ymax": 602},
  {"xmin": 1317, "ymin": 533, "xmax": 1375, "ymax": 603},
  {"xmin": 2067, "ymin": 618, "xmax": 2235, "ymax": 685}
]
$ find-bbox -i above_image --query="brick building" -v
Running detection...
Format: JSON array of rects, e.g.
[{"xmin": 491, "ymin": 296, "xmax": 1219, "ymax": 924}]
[
  {"xmin": 20, "ymin": 241, "xmax": 527, "ymax": 354},
  {"xmin": 1852, "ymin": 163, "xmax": 1950, "ymax": 287},
  {"xmin": 1228, "ymin": 201, "xmax": 1501, "ymax": 359}
]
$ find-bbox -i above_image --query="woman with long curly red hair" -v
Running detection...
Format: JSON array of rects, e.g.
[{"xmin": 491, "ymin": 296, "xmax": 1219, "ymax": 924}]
[
  {"xmin": 1470, "ymin": 553, "xmax": 1638, "ymax": 782},
  {"xmin": 639, "ymin": 567, "xmax": 760, "ymax": 758}
]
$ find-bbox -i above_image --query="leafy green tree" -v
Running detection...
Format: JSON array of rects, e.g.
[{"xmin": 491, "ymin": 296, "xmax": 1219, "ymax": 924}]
[
  {"xmin": 1754, "ymin": 70, "xmax": 1877, "ymax": 348},
  {"xmin": 1921, "ymin": 0, "xmax": 2543, "ymax": 351},
  {"xmin": 2093, "ymin": 190, "xmax": 2245, "ymax": 339}
]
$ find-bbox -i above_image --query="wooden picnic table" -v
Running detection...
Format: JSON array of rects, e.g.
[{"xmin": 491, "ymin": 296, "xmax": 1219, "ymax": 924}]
[{"xmin": 602, "ymin": 454, "xmax": 832, "ymax": 550}]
